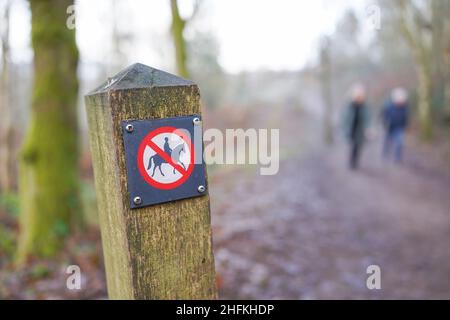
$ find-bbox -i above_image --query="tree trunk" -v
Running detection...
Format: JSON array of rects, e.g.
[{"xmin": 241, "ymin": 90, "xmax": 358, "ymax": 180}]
[
  {"xmin": 417, "ymin": 61, "xmax": 433, "ymax": 138},
  {"xmin": 396, "ymin": 0, "xmax": 433, "ymax": 139},
  {"xmin": 0, "ymin": 0, "xmax": 15, "ymax": 193},
  {"xmin": 439, "ymin": 1, "xmax": 450, "ymax": 118},
  {"xmin": 17, "ymin": 0, "xmax": 82, "ymax": 263},
  {"xmin": 431, "ymin": 0, "xmax": 450, "ymax": 120},
  {"xmin": 170, "ymin": 0, "xmax": 189, "ymax": 78},
  {"xmin": 320, "ymin": 38, "xmax": 334, "ymax": 145}
]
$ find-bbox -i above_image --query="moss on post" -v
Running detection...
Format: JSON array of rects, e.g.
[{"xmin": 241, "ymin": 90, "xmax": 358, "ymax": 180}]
[
  {"xmin": 85, "ymin": 63, "xmax": 217, "ymax": 299},
  {"xmin": 16, "ymin": 0, "xmax": 81, "ymax": 263}
]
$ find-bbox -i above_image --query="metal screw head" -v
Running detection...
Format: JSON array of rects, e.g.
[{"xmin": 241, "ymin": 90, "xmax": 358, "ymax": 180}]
[
  {"xmin": 133, "ymin": 196, "xmax": 142, "ymax": 205},
  {"xmin": 197, "ymin": 185, "xmax": 206, "ymax": 193},
  {"xmin": 126, "ymin": 124, "xmax": 134, "ymax": 133},
  {"xmin": 193, "ymin": 117, "xmax": 201, "ymax": 126}
]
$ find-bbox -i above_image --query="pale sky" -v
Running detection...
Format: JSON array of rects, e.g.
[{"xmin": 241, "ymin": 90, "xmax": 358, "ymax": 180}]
[{"xmin": 6, "ymin": 0, "xmax": 371, "ymax": 73}]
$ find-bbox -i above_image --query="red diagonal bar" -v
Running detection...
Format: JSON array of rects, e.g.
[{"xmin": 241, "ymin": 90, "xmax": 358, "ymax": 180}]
[{"xmin": 147, "ymin": 140, "xmax": 187, "ymax": 175}]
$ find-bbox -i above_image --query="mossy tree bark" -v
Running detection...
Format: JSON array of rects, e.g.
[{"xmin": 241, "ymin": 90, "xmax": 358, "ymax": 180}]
[
  {"xmin": 396, "ymin": 0, "xmax": 433, "ymax": 139},
  {"xmin": 0, "ymin": 0, "xmax": 15, "ymax": 193},
  {"xmin": 17, "ymin": 0, "xmax": 82, "ymax": 263},
  {"xmin": 431, "ymin": 0, "xmax": 450, "ymax": 119},
  {"xmin": 170, "ymin": 0, "xmax": 189, "ymax": 78}
]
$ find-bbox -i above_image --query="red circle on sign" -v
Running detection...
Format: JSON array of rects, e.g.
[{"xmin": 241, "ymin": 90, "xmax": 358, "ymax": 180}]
[{"xmin": 137, "ymin": 126, "xmax": 194, "ymax": 190}]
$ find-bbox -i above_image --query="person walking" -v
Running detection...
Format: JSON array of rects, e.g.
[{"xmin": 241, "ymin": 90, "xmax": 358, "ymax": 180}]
[
  {"xmin": 382, "ymin": 87, "xmax": 409, "ymax": 163},
  {"xmin": 343, "ymin": 84, "xmax": 370, "ymax": 170}
]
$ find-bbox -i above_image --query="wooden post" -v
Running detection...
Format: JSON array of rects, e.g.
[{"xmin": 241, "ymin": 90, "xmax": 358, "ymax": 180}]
[{"xmin": 84, "ymin": 63, "xmax": 217, "ymax": 299}]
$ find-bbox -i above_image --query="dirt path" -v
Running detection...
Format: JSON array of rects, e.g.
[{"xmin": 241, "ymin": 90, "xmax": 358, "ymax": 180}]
[
  {"xmin": 210, "ymin": 110, "xmax": 450, "ymax": 299},
  {"xmin": 2, "ymin": 106, "xmax": 449, "ymax": 300}
]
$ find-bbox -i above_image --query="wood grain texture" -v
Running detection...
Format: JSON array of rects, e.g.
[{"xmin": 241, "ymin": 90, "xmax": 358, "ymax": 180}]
[{"xmin": 85, "ymin": 64, "xmax": 216, "ymax": 299}]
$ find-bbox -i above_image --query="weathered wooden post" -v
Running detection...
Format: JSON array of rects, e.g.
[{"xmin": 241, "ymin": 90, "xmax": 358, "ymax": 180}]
[{"xmin": 84, "ymin": 63, "xmax": 216, "ymax": 299}]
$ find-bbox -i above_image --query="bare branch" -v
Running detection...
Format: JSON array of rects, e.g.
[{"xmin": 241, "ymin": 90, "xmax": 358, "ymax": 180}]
[{"xmin": 189, "ymin": 0, "xmax": 203, "ymax": 21}]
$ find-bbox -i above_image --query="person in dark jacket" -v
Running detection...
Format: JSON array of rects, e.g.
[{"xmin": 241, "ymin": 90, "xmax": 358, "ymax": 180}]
[
  {"xmin": 343, "ymin": 84, "xmax": 370, "ymax": 170},
  {"xmin": 382, "ymin": 88, "xmax": 409, "ymax": 163}
]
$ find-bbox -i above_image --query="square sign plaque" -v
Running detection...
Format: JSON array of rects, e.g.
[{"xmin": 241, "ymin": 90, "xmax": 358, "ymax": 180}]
[{"xmin": 122, "ymin": 115, "xmax": 207, "ymax": 209}]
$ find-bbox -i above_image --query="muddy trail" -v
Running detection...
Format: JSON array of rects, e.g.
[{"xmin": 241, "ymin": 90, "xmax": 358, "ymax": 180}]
[
  {"xmin": 1, "ymin": 105, "xmax": 449, "ymax": 300},
  {"xmin": 209, "ymin": 107, "xmax": 450, "ymax": 299}
]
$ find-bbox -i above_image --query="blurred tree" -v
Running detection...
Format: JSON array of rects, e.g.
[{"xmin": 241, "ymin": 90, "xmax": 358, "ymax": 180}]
[
  {"xmin": 371, "ymin": 6, "xmax": 415, "ymax": 75},
  {"xmin": 332, "ymin": 10, "xmax": 361, "ymax": 60},
  {"xmin": 431, "ymin": 0, "xmax": 450, "ymax": 121},
  {"xmin": 170, "ymin": 0, "xmax": 189, "ymax": 78},
  {"xmin": 391, "ymin": 0, "xmax": 434, "ymax": 138},
  {"xmin": 326, "ymin": 9, "xmax": 376, "ymax": 109},
  {"xmin": 320, "ymin": 36, "xmax": 334, "ymax": 145},
  {"xmin": 0, "ymin": 0, "xmax": 15, "ymax": 192},
  {"xmin": 188, "ymin": 32, "xmax": 225, "ymax": 108},
  {"xmin": 108, "ymin": 0, "xmax": 132, "ymax": 75},
  {"xmin": 17, "ymin": 0, "xmax": 82, "ymax": 262},
  {"xmin": 170, "ymin": 0, "xmax": 201, "ymax": 78}
]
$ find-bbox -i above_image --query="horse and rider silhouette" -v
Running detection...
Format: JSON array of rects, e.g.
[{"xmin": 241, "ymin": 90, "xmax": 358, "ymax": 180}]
[{"xmin": 147, "ymin": 137, "xmax": 186, "ymax": 177}]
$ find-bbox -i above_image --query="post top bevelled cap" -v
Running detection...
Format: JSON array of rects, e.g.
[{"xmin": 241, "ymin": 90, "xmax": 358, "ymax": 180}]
[{"xmin": 87, "ymin": 63, "xmax": 195, "ymax": 95}]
